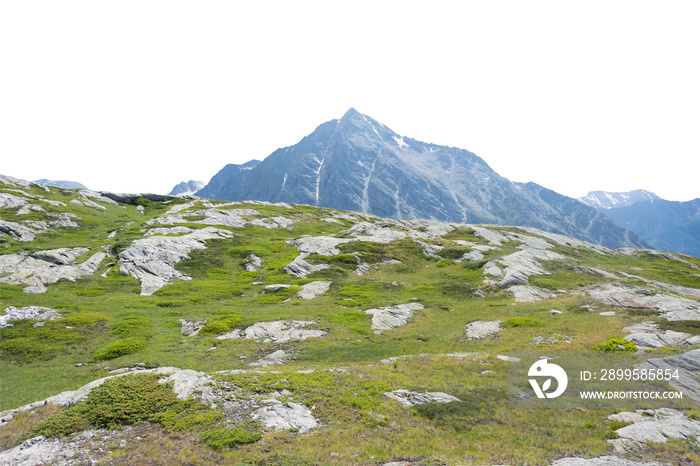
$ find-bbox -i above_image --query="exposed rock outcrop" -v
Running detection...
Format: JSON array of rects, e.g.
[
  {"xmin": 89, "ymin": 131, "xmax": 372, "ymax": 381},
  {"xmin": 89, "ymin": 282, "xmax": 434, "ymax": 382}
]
[
  {"xmin": 607, "ymin": 408, "xmax": 700, "ymax": 453},
  {"xmin": 298, "ymin": 281, "xmax": 331, "ymax": 299},
  {"xmin": 252, "ymin": 402, "xmax": 318, "ymax": 433},
  {"xmin": 384, "ymin": 389, "xmax": 460, "ymax": 407},
  {"xmin": 484, "ymin": 247, "xmax": 565, "ymax": 290},
  {"xmin": 216, "ymin": 320, "xmax": 327, "ymax": 343},
  {"xmin": 118, "ymin": 227, "xmax": 234, "ymax": 295},
  {"xmin": 637, "ymin": 349, "xmax": 700, "ymax": 404},
  {"xmin": 588, "ymin": 284, "xmax": 700, "ymax": 321},
  {"xmin": 552, "ymin": 456, "xmax": 664, "ymax": 465},
  {"xmin": 465, "ymin": 320, "xmax": 503, "ymax": 339},
  {"xmin": 365, "ymin": 303, "xmax": 424, "ymax": 334},
  {"xmin": 622, "ymin": 322, "xmax": 693, "ymax": 349},
  {"xmin": 282, "ymin": 253, "xmax": 330, "ymax": 278},
  {"xmin": 0, "ymin": 248, "xmax": 107, "ymax": 293},
  {"xmin": 508, "ymin": 285, "xmax": 557, "ymax": 302},
  {"xmin": 249, "ymin": 349, "xmax": 290, "ymax": 367},
  {"xmin": 178, "ymin": 319, "xmax": 207, "ymax": 336},
  {"xmin": 244, "ymin": 253, "xmax": 263, "ymax": 272},
  {"xmin": 0, "ymin": 306, "xmax": 62, "ymax": 329}
]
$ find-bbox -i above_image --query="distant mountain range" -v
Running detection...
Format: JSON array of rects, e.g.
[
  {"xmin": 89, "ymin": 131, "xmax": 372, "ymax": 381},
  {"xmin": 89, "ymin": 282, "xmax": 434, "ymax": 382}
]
[
  {"xmin": 186, "ymin": 108, "xmax": 646, "ymax": 249},
  {"xmin": 579, "ymin": 190, "xmax": 700, "ymax": 257},
  {"xmin": 33, "ymin": 179, "xmax": 88, "ymax": 190},
  {"xmin": 578, "ymin": 189, "xmax": 660, "ymax": 210},
  {"xmin": 168, "ymin": 180, "xmax": 206, "ymax": 197}
]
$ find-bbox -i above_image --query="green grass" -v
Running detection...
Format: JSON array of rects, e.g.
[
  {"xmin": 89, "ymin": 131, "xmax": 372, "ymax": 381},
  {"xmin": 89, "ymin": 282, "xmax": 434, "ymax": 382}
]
[{"xmin": 2, "ymin": 181, "xmax": 700, "ymax": 465}]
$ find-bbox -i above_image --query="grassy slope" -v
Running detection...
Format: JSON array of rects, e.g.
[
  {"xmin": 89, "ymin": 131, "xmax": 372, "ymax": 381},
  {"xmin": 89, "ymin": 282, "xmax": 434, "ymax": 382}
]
[{"xmin": 1, "ymin": 182, "xmax": 700, "ymax": 465}]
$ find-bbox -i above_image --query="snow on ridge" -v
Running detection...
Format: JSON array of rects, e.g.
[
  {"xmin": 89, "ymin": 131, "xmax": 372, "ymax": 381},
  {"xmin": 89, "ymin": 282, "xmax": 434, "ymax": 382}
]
[
  {"xmin": 314, "ymin": 158, "xmax": 325, "ymax": 205},
  {"xmin": 393, "ymin": 136, "xmax": 409, "ymax": 149}
]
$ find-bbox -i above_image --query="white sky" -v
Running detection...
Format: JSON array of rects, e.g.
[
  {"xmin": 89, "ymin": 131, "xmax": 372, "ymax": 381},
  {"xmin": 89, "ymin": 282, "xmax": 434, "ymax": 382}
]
[{"xmin": 1, "ymin": 1, "xmax": 698, "ymax": 201}]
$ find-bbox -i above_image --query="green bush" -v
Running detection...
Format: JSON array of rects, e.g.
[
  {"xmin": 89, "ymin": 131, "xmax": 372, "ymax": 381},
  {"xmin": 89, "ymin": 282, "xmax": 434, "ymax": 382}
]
[
  {"xmin": 93, "ymin": 337, "xmax": 145, "ymax": 360},
  {"xmin": 0, "ymin": 320, "xmax": 87, "ymax": 363},
  {"xmin": 436, "ymin": 259, "xmax": 455, "ymax": 268},
  {"xmin": 35, "ymin": 373, "xmax": 181, "ymax": 436},
  {"xmin": 59, "ymin": 312, "xmax": 109, "ymax": 327},
  {"xmin": 502, "ymin": 317, "xmax": 546, "ymax": 328},
  {"xmin": 594, "ymin": 337, "xmax": 637, "ymax": 352},
  {"xmin": 200, "ymin": 428, "xmax": 261, "ymax": 450},
  {"xmin": 657, "ymin": 320, "xmax": 700, "ymax": 335},
  {"xmin": 155, "ymin": 300, "xmax": 188, "ymax": 308},
  {"xmin": 412, "ymin": 387, "xmax": 505, "ymax": 431},
  {"xmin": 198, "ymin": 315, "xmax": 242, "ymax": 336},
  {"xmin": 111, "ymin": 314, "xmax": 152, "ymax": 337},
  {"xmin": 439, "ymin": 248, "xmax": 472, "ymax": 260},
  {"xmin": 0, "ymin": 337, "xmax": 49, "ymax": 361},
  {"xmin": 154, "ymin": 408, "xmax": 224, "ymax": 431}
]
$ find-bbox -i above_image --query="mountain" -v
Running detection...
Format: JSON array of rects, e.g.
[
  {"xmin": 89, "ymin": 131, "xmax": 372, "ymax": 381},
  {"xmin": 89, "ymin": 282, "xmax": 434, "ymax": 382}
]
[
  {"xmin": 578, "ymin": 189, "xmax": 660, "ymax": 210},
  {"xmin": 197, "ymin": 109, "xmax": 647, "ymax": 250},
  {"xmin": 603, "ymin": 198, "xmax": 700, "ymax": 258},
  {"xmin": 33, "ymin": 179, "xmax": 88, "ymax": 190},
  {"xmin": 577, "ymin": 190, "xmax": 700, "ymax": 258},
  {"xmin": 195, "ymin": 159, "xmax": 261, "ymax": 200},
  {"xmin": 168, "ymin": 180, "xmax": 206, "ymax": 197},
  {"xmin": 2, "ymin": 174, "xmax": 700, "ymax": 465}
]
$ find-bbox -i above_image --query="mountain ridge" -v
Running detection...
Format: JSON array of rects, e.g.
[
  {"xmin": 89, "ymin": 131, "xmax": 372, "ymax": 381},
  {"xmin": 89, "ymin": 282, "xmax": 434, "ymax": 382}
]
[
  {"xmin": 196, "ymin": 109, "xmax": 647, "ymax": 250},
  {"xmin": 577, "ymin": 189, "xmax": 700, "ymax": 257},
  {"xmin": 579, "ymin": 189, "xmax": 661, "ymax": 210}
]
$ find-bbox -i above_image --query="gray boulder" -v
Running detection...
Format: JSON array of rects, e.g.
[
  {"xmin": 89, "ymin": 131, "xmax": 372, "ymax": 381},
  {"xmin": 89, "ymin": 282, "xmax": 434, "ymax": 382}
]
[
  {"xmin": 552, "ymin": 456, "xmax": 664, "ymax": 465},
  {"xmin": 178, "ymin": 319, "xmax": 207, "ymax": 336},
  {"xmin": 252, "ymin": 402, "xmax": 318, "ymax": 433},
  {"xmin": 264, "ymin": 284, "xmax": 291, "ymax": 293},
  {"xmin": 244, "ymin": 253, "xmax": 263, "ymax": 272},
  {"xmin": 0, "ymin": 306, "xmax": 62, "ymax": 329},
  {"xmin": 249, "ymin": 350, "xmax": 290, "ymax": 367},
  {"xmin": 0, "ymin": 436, "xmax": 79, "ymax": 466},
  {"xmin": 508, "ymin": 285, "xmax": 556, "ymax": 303},
  {"xmin": 282, "ymin": 253, "xmax": 330, "ymax": 278},
  {"xmin": 365, "ymin": 303, "xmax": 425, "ymax": 334},
  {"xmin": 384, "ymin": 389, "xmax": 460, "ymax": 407},
  {"xmin": 465, "ymin": 320, "xmax": 503, "ymax": 339},
  {"xmin": 216, "ymin": 320, "xmax": 326, "ymax": 343},
  {"xmin": 298, "ymin": 280, "xmax": 331, "ymax": 299}
]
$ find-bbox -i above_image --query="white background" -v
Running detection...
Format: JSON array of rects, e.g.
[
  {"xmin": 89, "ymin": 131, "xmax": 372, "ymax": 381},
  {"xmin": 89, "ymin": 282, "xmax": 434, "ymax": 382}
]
[{"xmin": 1, "ymin": 1, "xmax": 698, "ymax": 200}]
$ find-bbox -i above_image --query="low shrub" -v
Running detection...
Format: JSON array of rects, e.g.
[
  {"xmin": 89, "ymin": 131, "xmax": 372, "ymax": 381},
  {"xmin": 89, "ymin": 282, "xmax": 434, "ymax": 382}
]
[
  {"xmin": 502, "ymin": 317, "xmax": 545, "ymax": 328},
  {"xmin": 412, "ymin": 387, "xmax": 505, "ymax": 431},
  {"xmin": 198, "ymin": 315, "xmax": 242, "ymax": 336},
  {"xmin": 74, "ymin": 288, "xmax": 107, "ymax": 297},
  {"xmin": 436, "ymin": 259, "xmax": 455, "ymax": 268},
  {"xmin": 200, "ymin": 428, "xmax": 261, "ymax": 451},
  {"xmin": 111, "ymin": 314, "xmax": 152, "ymax": 337},
  {"xmin": 59, "ymin": 312, "xmax": 109, "ymax": 327},
  {"xmin": 35, "ymin": 373, "xmax": 181, "ymax": 436},
  {"xmin": 657, "ymin": 320, "xmax": 700, "ymax": 335},
  {"xmin": 93, "ymin": 337, "xmax": 145, "ymax": 360},
  {"xmin": 594, "ymin": 337, "xmax": 636, "ymax": 352}
]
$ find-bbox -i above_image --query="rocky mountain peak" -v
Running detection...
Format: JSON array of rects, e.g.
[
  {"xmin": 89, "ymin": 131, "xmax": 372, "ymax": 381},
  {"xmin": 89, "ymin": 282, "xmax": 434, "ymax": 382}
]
[{"xmin": 195, "ymin": 110, "xmax": 648, "ymax": 249}]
